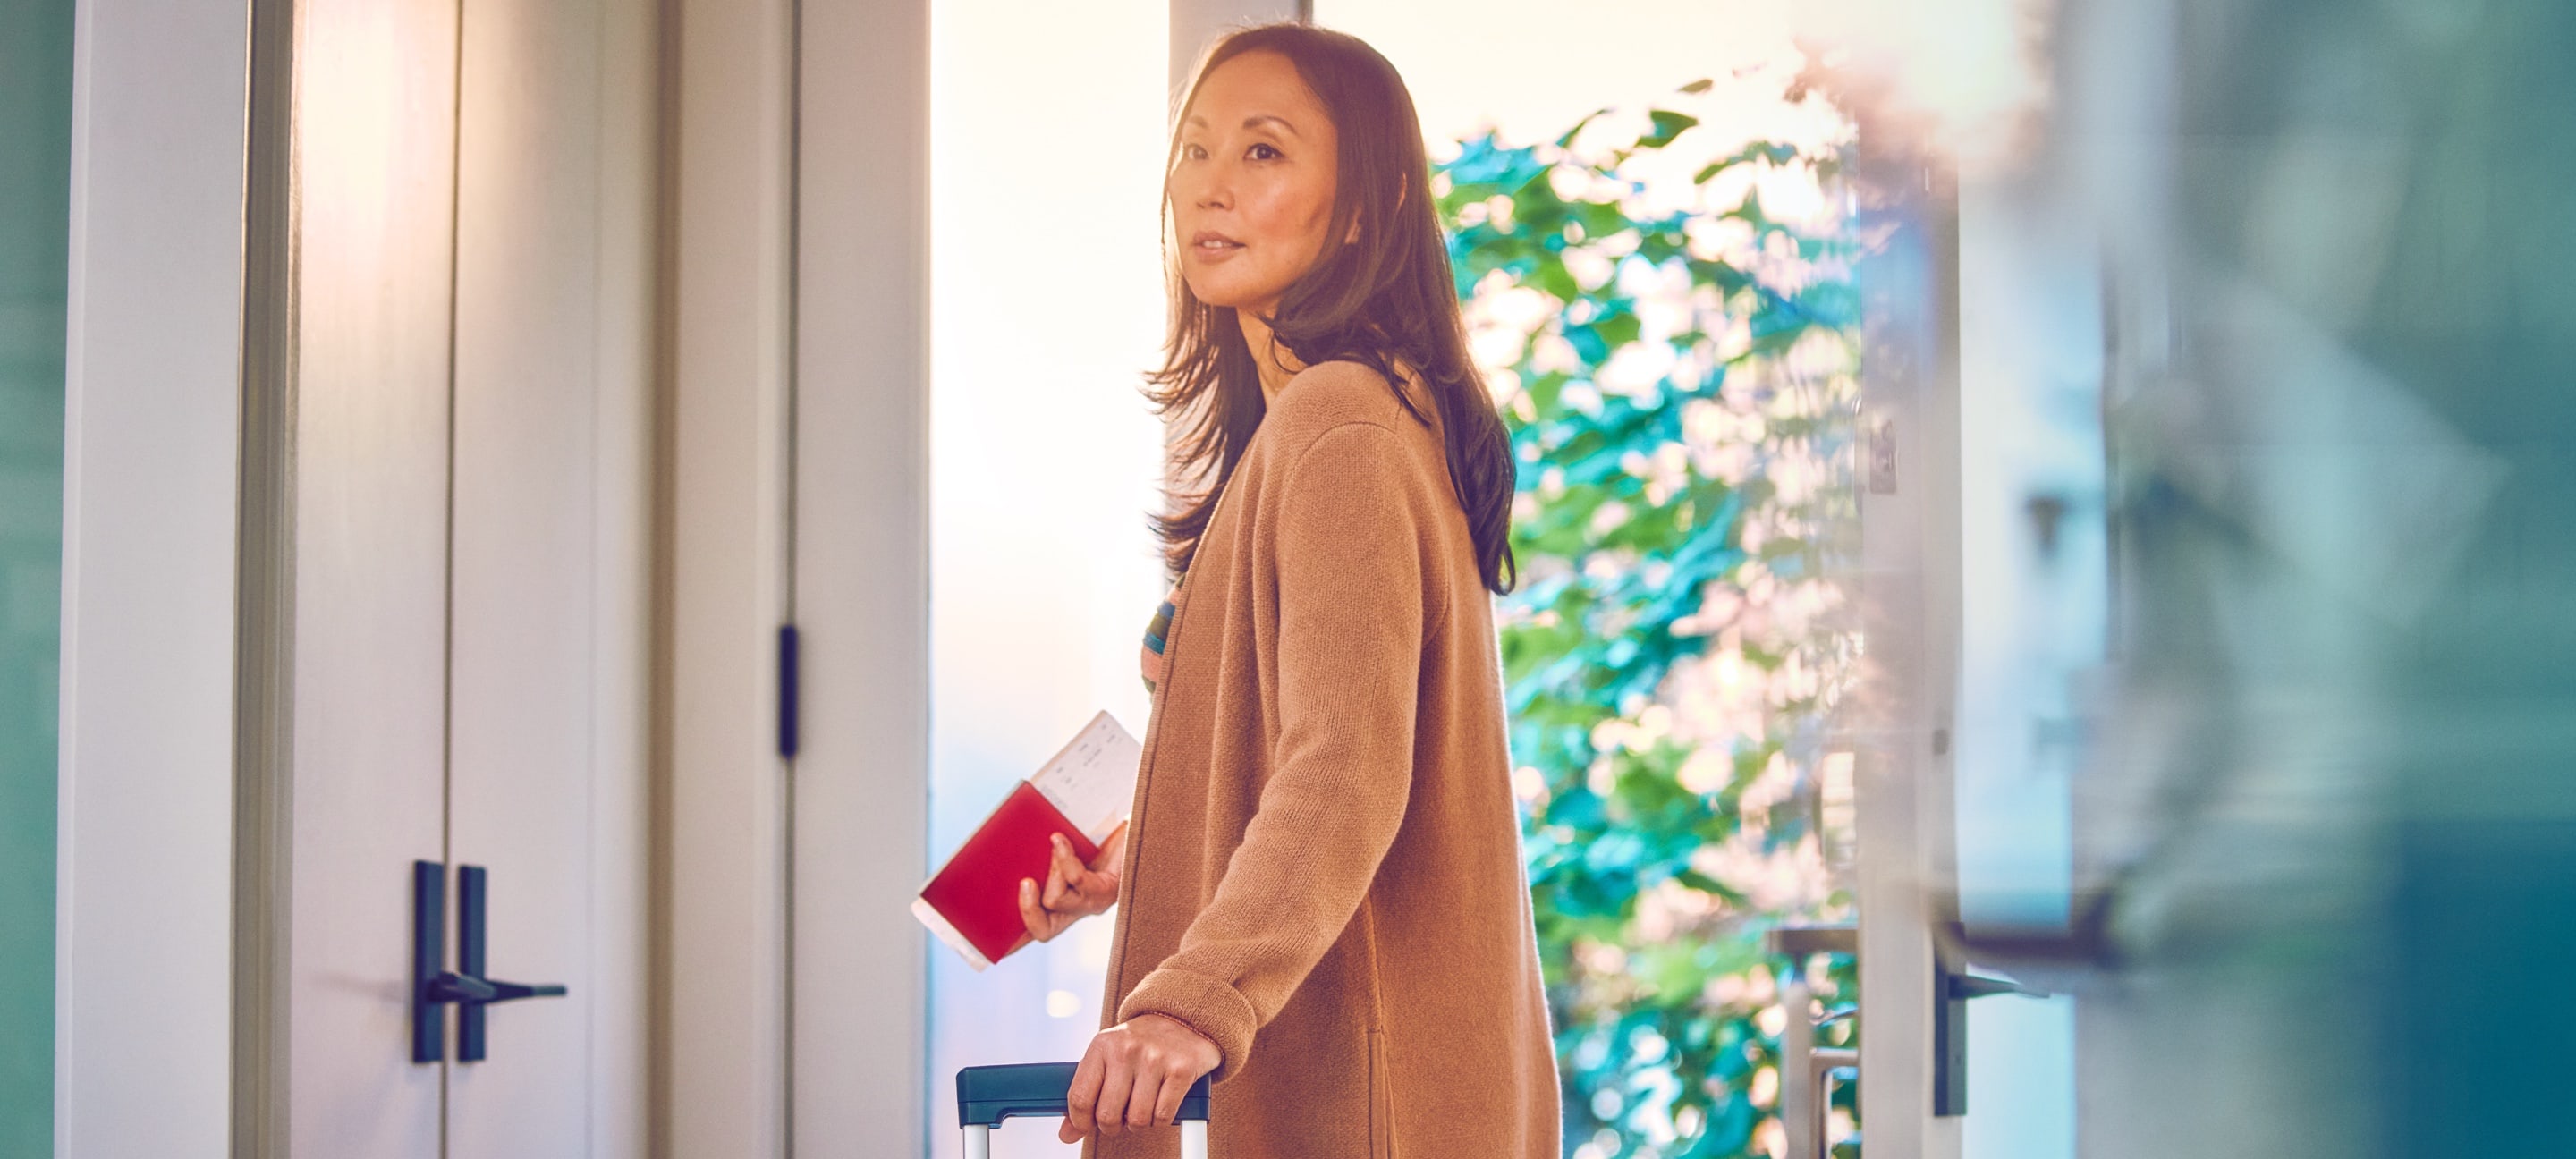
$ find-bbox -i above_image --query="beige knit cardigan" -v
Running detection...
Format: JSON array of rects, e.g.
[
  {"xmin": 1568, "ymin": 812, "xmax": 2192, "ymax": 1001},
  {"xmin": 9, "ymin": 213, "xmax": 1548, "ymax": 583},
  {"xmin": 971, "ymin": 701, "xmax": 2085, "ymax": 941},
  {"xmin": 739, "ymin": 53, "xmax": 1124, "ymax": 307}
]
[{"xmin": 1093, "ymin": 360, "xmax": 1561, "ymax": 1158}]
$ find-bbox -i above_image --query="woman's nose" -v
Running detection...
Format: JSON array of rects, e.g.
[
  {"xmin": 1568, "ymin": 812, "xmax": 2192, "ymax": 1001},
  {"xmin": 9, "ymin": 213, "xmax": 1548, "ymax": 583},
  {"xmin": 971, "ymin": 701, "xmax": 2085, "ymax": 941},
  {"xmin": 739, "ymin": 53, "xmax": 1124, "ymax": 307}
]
[{"xmin": 1182, "ymin": 161, "xmax": 1233, "ymax": 211}]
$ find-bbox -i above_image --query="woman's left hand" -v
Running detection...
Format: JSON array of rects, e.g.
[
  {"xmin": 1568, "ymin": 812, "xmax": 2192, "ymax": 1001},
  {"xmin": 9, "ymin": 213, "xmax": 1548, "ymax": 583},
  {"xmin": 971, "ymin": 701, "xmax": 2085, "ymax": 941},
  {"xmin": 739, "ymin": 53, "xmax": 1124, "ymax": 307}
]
[
  {"xmin": 1056, "ymin": 1012, "xmax": 1221, "ymax": 1143},
  {"xmin": 1018, "ymin": 825, "xmax": 1125, "ymax": 944}
]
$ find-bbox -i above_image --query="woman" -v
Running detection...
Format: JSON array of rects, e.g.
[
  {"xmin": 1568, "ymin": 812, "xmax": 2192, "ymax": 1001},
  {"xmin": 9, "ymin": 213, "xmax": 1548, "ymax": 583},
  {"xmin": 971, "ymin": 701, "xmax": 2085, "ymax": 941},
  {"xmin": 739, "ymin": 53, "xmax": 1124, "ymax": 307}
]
[{"xmin": 1014, "ymin": 23, "xmax": 1559, "ymax": 1157}]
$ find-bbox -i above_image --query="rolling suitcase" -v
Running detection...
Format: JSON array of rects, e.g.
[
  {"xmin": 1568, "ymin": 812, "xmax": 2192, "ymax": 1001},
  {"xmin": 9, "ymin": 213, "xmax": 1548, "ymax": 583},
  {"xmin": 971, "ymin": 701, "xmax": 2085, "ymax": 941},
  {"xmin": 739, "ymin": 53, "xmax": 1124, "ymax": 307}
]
[{"xmin": 958, "ymin": 1062, "xmax": 1213, "ymax": 1158}]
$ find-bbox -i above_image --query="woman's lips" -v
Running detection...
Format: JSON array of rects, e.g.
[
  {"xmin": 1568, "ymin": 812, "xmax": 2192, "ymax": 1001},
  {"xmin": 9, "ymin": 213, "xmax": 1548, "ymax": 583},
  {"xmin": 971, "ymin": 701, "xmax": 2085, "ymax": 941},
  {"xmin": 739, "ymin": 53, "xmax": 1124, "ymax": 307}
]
[{"xmin": 1190, "ymin": 231, "xmax": 1245, "ymax": 262}]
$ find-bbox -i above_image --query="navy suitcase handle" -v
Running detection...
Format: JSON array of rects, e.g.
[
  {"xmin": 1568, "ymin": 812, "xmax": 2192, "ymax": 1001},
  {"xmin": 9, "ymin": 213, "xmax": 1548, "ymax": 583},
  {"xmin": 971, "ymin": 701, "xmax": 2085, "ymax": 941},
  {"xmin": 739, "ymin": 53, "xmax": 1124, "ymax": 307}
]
[{"xmin": 957, "ymin": 1062, "xmax": 1212, "ymax": 1129}]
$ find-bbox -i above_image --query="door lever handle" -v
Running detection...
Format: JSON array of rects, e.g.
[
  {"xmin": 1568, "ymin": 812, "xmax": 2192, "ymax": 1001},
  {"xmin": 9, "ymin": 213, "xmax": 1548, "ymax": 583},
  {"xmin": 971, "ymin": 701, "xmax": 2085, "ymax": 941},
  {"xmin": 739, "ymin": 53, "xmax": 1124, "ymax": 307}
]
[
  {"xmin": 454, "ymin": 863, "xmax": 562, "ymax": 1061},
  {"xmin": 1947, "ymin": 971, "xmax": 2047, "ymax": 1001},
  {"xmin": 1933, "ymin": 923, "xmax": 2050, "ymax": 1115},
  {"xmin": 423, "ymin": 970, "xmax": 568, "ymax": 1005},
  {"xmin": 411, "ymin": 860, "xmax": 571, "ymax": 1063}
]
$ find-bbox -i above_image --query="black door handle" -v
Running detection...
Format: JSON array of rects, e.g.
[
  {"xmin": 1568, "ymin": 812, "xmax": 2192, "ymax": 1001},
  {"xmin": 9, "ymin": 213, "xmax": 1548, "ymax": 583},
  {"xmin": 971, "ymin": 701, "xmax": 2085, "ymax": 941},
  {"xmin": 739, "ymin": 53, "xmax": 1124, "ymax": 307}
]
[
  {"xmin": 411, "ymin": 860, "xmax": 568, "ymax": 1063},
  {"xmin": 454, "ymin": 863, "xmax": 564, "ymax": 1061},
  {"xmin": 1930, "ymin": 921, "xmax": 2052, "ymax": 1115},
  {"xmin": 1945, "ymin": 970, "xmax": 2047, "ymax": 1001},
  {"xmin": 423, "ymin": 970, "xmax": 569, "ymax": 1005}
]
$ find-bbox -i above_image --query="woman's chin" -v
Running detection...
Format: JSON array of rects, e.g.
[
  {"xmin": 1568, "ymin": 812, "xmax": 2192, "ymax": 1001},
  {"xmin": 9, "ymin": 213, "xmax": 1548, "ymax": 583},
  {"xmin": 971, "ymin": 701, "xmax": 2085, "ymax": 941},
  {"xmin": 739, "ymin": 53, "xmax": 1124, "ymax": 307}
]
[
  {"xmin": 1188, "ymin": 287, "xmax": 1250, "ymax": 311},
  {"xmin": 1183, "ymin": 276, "xmax": 1271, "ymax": 315}
]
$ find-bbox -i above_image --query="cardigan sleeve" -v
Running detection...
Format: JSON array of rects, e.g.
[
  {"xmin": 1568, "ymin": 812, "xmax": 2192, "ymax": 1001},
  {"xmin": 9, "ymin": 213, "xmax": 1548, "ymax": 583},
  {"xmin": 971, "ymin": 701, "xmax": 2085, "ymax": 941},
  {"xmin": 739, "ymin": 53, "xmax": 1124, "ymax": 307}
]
[{"xmin": 1115, "ymin": 420, "xmax": 1435, "ymax": 1082}]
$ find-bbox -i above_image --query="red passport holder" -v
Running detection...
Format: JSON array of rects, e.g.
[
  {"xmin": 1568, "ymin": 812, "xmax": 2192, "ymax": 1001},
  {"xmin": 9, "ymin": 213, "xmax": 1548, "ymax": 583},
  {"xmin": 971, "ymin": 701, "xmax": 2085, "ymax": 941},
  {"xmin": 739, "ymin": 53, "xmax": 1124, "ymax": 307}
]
[{"xmin": 912, "ymin": 782, "xmax": 1101, "ymax": 970}]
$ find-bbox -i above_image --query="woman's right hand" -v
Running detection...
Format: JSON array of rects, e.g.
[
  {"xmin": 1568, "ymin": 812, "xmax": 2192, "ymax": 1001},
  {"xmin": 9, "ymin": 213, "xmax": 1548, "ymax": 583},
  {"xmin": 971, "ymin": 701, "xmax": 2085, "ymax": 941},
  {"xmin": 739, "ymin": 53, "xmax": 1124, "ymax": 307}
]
[{"xmin": 1019, "ymin": 824, "xmax": 1125, "ymax": 943}]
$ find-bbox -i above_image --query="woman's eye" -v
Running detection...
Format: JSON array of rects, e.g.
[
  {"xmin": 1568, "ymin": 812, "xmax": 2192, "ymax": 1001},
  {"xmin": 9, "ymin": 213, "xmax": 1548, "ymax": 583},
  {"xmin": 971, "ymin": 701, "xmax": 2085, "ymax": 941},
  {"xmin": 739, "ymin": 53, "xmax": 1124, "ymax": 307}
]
[
  {"xmin": 1247, "ymin": 143, "xmax": 1281, "ymax": 161},
  {"xmin": 1181, "ymin": 144, "xmax": 1207, "ymax": 161}
]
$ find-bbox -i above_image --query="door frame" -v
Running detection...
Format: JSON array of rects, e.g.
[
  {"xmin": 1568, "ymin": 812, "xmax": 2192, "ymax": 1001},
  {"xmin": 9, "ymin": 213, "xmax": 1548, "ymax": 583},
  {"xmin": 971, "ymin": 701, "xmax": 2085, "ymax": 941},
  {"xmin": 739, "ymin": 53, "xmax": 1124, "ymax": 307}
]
[
  {"xmin": 1846, "ymin": 100, "xmax": 1969, "ymax": 1159},
  {"xmin": 54, "ymin": 0, "xmax": 254, "ymax": 1150}
]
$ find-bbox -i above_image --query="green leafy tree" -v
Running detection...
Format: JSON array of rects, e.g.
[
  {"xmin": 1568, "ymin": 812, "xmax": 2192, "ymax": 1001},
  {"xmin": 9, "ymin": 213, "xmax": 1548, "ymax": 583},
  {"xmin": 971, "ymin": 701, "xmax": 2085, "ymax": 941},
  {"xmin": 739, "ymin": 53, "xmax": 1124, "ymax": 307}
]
[{"xmin": 1436, "ymin": 81, "xmax": 1864, "ymax": 1158}]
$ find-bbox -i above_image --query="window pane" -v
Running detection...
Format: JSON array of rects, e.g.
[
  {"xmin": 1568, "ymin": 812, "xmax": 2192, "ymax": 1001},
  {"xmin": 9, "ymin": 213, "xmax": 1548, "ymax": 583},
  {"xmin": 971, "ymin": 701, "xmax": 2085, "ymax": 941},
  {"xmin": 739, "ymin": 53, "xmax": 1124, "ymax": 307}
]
[{"xmin": 925, "ymin": 0, "xmax": 1167, "ymax": 1153}]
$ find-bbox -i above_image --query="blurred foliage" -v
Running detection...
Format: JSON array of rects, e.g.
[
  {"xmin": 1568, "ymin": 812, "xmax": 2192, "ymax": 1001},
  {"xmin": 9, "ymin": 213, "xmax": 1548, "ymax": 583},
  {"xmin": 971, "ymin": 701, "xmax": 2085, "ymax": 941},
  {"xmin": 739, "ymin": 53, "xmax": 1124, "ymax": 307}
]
[{"xmin": 1436, "ymin": 84, "xmax": 1865, "ymax": 1158}]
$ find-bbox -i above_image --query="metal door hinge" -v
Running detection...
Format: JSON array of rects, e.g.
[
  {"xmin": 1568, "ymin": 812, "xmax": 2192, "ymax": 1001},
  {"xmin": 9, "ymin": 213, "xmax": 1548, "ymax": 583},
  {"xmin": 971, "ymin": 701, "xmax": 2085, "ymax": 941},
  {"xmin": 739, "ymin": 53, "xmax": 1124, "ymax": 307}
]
[{"xmin": 779, "ymin": 622, "xmax": 801, "ymax": 759}]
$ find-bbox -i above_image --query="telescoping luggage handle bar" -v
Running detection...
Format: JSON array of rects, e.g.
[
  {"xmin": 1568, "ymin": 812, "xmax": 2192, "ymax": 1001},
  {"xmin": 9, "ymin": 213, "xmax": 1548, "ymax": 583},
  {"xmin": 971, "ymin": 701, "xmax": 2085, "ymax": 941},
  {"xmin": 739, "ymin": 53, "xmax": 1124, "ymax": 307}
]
[{"xmin": 958, "ymin": 1062, "xmax": 1212, "ymax": 1159}]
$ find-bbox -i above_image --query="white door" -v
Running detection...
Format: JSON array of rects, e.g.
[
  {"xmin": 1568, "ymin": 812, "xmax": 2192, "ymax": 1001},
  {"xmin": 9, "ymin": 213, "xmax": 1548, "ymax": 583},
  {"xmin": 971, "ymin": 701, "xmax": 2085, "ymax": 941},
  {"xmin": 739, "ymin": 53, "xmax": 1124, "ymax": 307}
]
[
  {"xmin": 286, "ymin": 0, "xmax": 458, "ymax": 1144},
  {"xmin": 1848, "ymin": 137, "xmax": 2092, "ymax": 1159},
  {"xmin": 443, "ymin": 0, "xmax": 655, "ymax": 1144},
  {"xmin": 283, "ymin": 0, "xmax": 652, "ymax": 1147}
]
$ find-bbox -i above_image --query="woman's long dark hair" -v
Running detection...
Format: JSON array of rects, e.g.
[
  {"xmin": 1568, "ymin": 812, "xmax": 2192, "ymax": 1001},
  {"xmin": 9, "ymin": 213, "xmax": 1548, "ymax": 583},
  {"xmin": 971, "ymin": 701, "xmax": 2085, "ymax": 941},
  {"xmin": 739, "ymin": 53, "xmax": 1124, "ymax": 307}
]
[{"xmin": 1148, "ymin": 22, "xmax": 1519, "ymax": 596}]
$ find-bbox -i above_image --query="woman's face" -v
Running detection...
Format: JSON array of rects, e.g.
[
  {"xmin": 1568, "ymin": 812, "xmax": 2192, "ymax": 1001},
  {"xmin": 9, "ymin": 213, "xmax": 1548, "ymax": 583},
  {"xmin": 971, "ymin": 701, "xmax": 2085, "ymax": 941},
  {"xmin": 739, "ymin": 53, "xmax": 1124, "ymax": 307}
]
[{"xmin": 1168, "ymin": 50, "xmax": 1340, "ymax": 318}]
